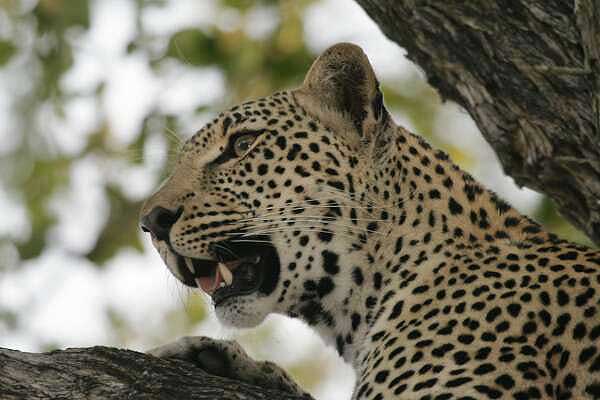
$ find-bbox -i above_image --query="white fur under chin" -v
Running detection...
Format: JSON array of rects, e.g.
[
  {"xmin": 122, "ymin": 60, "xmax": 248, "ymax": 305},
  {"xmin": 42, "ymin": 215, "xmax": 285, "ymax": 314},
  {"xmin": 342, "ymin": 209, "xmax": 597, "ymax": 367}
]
[{"xmin": 214, "ymin": 295, "xmax": 269, "ymax": 328}]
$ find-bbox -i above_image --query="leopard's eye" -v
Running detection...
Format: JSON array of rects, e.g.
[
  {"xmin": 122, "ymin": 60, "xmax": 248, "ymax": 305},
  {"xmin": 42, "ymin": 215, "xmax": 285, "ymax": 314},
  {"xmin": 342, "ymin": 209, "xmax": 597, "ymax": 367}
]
[
  {"xmin": 210, "ymin": 130, "xmax": 261, "ymax": 166},
  {"xmin": 233, "ymin": 134, "xmax": 256, "ymax": 157}
]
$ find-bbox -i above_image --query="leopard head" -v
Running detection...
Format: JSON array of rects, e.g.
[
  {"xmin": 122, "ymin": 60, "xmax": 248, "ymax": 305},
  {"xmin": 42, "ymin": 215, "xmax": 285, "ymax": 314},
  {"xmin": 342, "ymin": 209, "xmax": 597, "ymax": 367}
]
[{"xmin": 140, "ymin": 43, "xmax": 391, "ymax": 329}]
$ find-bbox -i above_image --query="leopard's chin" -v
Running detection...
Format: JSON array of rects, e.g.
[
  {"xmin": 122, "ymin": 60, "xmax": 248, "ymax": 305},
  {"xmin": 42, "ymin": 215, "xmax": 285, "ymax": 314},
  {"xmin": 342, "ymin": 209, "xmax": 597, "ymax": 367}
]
[{"xmin": 157, "ymin": 236, "xmax": 281, "ymax": 305}]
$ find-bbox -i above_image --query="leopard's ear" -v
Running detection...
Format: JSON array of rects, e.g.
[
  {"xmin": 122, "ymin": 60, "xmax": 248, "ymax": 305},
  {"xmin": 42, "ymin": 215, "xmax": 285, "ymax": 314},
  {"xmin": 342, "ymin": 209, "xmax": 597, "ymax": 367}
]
[{"xmin": 296, "ymin": 43, "xmax": 388, "ymax": 142}]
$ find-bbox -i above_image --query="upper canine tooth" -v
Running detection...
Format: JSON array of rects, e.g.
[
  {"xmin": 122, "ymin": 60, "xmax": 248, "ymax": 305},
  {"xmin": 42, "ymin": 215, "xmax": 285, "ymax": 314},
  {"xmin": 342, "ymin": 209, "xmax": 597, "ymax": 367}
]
[
  {"xmin": 218, "ymin": 263, "xmax": 233, "ymax": 286},
  {"xmin": 184, "ymin": 257, "xmax": 195, "ymax": 274}
]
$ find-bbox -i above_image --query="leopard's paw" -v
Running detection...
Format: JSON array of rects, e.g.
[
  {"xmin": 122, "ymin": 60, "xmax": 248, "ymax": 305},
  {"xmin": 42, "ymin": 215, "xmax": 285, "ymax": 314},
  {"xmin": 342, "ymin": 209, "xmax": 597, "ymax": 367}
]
[{"xmin": 148, "ymin": 336, "xmax": 307, "ymax": 396}]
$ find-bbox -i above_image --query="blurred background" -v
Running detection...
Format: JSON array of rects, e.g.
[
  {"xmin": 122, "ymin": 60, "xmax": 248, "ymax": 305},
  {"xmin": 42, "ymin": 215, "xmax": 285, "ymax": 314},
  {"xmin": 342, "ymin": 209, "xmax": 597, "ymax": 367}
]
[{"xmin": 0, "ymin": 0, "xmax": 593, "ymax": 398}]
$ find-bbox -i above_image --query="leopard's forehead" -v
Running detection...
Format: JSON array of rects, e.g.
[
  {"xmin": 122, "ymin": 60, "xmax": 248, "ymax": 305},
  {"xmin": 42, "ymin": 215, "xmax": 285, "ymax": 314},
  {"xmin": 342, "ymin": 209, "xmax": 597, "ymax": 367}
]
[{"xmin": 180, "ymin": 90, "xmax": 297, "ymax": 160}]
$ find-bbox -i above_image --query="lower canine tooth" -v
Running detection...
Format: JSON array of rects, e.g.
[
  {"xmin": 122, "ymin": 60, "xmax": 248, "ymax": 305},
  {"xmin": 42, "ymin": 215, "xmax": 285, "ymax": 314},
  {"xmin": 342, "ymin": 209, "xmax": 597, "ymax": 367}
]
[
  {"xmin": 184, "ymin": 257, "xmax": 195, "ymax": 273},
  {"xmin": 219, "ymin": 263, "xmax": 233, "ymax": 286}
]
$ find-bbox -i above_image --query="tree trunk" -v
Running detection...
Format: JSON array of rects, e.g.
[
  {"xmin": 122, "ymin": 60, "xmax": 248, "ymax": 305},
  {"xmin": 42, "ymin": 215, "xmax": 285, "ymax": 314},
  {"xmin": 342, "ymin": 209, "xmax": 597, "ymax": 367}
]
[
  {"xmin": 355, "ymin": 0, "xmax": 600, "ymax": 244},
  {"xmin": 0, "ymin": 346, "xmax": 313, "ymax": 400}
]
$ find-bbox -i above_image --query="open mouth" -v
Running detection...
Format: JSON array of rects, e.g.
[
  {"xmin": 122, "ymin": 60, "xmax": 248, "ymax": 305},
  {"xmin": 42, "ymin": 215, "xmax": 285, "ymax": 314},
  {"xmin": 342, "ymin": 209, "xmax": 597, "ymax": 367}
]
[{"xmin": 171, "ymin": 236, "xmax": 280, "ymax": 305}]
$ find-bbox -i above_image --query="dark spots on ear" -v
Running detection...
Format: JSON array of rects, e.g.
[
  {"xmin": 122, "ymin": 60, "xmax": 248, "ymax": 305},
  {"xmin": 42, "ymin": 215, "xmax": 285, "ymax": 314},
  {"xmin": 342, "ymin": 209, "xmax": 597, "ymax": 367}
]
[
  {"xmin": 371, "ymin": 88, "xmax": 383, "ymax": 120},
  {"xmin": 322, "ymin": 250, "xmax": 340, "ymax": 275},
  {"xmin": 334, "ymin": 62, "xmax": 368, "ymax": 135}
]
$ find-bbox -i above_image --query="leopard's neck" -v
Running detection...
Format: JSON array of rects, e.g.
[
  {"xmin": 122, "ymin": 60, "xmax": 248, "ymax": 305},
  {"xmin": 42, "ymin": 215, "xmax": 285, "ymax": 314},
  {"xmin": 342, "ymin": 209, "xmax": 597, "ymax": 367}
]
[{"xmin": 284, "ymin": 125, "xmax": 554, "ymax": 365}]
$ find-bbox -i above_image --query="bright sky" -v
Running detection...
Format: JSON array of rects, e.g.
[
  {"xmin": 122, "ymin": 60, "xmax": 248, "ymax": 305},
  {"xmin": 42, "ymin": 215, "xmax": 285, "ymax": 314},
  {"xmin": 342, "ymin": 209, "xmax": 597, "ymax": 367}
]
[{"xmin": 0, "ymin": 1, "xmax": 541, "ymax": 399}]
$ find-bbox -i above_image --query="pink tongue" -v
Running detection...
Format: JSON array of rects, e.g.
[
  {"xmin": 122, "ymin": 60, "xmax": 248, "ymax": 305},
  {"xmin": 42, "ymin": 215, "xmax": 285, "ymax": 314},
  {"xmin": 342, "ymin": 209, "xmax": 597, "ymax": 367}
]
[{"xmin": 196, "ymin": 269, "xmax": 222, "ymax": 294}]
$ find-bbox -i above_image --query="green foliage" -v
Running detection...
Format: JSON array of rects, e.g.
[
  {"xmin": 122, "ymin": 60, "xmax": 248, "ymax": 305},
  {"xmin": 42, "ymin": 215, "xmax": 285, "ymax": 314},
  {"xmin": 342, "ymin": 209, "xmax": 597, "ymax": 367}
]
[
  {"xmin": 161, "ymin": 1, "xmax": 314, "ymax": 101},
  {"xmin": 32, "ymin": 0, "xmax": 90, "ymax": 99},
  {"xmin": 534, "ymin": 197, "xmax": 593, "ymax": 247},
  {"xmin": 166, "ymin": 29, "xmax": 222, "ymax": 67},
  {"xmin": 0, "ymin": 39, "xmax": 16, "ymax": 66},
  {"xmin": 17, "ymin": 157, "xmax": 71, "ymax": 259},
  {"xmin": 86, "ymin": 185, "xmax": 143, "ymax": 265},
  {"xmin": 183, "ymin": 295, "xmax": 209, "ymax": 325},
  {"xmin": 33, "ymin": 0, "xmax": 90, "ymax": 32}
]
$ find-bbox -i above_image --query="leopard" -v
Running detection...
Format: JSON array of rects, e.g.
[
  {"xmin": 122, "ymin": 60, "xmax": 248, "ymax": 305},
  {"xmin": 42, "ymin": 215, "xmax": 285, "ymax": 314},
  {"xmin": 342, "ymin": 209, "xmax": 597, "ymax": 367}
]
[{"xmin": 140, "ymin": 43, "xmax": 600, "ymax": 399}]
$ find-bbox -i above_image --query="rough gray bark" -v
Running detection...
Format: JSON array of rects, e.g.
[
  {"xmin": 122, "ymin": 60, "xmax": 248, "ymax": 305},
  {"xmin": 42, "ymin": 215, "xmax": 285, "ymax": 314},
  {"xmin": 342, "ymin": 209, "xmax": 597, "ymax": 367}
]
[
  {"xmin": 0, "ymin": 346, "xmax": 313, "ymax": 400},
  {"xmin": 355, "ymin": 0, "xmax": 600, "ymax": 244}
]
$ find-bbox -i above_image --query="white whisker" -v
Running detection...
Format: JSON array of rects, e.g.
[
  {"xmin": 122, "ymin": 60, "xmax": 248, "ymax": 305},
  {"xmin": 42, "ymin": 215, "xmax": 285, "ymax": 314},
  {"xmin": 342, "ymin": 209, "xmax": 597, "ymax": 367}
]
[
  {"xmin": 234, "ymin": 225, "xmax": 374, "ymax": 240},
  {"xmin": 233, "ymin": 219, "xmax": 387, "ymax": 236},
  {"xmin": 239, "ymin": 203, "xmax": 392, "ymax": 223},
  {"xmin": 238, "ymin": 214, "xmax": 389, "ymax": 225}
]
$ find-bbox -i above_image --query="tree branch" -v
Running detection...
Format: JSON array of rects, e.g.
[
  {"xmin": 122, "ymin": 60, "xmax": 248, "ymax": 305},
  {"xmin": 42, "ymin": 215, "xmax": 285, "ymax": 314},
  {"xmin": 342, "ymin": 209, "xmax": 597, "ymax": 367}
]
[
  {"xmin": 0, "ymin": 346, "xmax": 314, "ymax": 400},
  {"xmin": 355, "ymin": 0, "xmax": 600, "ymax": 243}
]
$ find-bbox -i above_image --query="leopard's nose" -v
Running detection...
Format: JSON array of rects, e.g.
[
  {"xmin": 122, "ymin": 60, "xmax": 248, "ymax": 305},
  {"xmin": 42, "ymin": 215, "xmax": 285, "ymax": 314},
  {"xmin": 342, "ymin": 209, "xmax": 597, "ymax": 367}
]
[{"xmin": 140, "ymin": 206, "xmax": 183, "ymax": 242}]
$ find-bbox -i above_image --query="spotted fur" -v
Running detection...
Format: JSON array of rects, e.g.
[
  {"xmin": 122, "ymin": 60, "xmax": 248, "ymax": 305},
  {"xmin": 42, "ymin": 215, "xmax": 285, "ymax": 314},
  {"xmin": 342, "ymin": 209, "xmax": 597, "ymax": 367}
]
[{"xmin": 142, "ymin": 43, "xmax": 600, "ymax": 399}]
